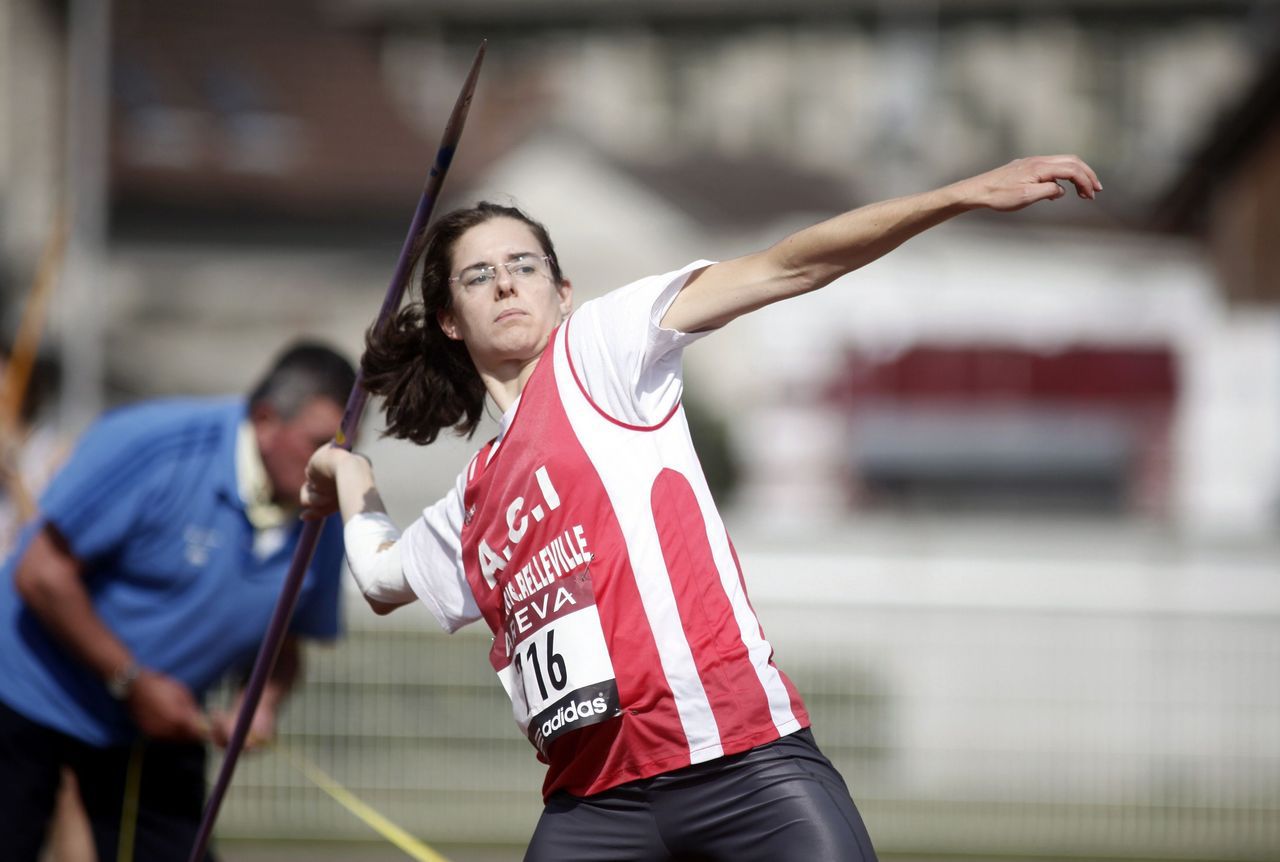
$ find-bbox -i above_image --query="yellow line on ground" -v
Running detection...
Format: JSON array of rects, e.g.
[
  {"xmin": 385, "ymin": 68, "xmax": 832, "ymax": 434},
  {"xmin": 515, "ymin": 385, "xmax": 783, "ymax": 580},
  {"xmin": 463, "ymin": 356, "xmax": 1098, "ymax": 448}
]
[
  {"xmin": 279, "ymin": 746, "xmax": 452, "ymax": 862},
  {"xmin": 117, "ymin": 740, "xmax": 144, "ymax": 862}
]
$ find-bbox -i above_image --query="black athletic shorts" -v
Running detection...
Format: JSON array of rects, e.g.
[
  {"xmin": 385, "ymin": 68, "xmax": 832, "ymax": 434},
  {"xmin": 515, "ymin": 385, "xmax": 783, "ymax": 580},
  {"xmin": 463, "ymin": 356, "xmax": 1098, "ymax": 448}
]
[
  {"xmin": 525, "ymin": 727, "xmax": 878, "ymax": 861},
  {"xmin": 0, "ymin": 699, "xmax": 213, "ymax": 862}
]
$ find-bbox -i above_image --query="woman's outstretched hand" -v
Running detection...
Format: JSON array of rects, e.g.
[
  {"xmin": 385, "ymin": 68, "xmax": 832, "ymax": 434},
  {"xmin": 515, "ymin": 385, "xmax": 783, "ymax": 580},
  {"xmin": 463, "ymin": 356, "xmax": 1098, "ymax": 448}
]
[{"xmin": 957, "ymin": 154, "xmax": 1102, "ymax": 212}]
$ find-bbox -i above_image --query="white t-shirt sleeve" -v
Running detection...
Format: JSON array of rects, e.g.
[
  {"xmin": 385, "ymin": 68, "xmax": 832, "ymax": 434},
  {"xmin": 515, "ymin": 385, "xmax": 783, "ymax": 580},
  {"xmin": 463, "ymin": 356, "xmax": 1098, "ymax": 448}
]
[
  {"xmin": 399, "ymin": 468, "xmax": 482, "ymax": 633},
  {"xmin": 566, "ymin": 260, "xmax": 716, "ymax": 425}
]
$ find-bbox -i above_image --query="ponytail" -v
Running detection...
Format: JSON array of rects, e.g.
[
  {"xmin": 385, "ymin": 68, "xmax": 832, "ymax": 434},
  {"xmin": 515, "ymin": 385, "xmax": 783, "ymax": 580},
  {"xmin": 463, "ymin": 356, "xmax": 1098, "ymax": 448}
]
[{"xmin": 361, "ymin": 304, "xmax": 485, "ymax": 445}]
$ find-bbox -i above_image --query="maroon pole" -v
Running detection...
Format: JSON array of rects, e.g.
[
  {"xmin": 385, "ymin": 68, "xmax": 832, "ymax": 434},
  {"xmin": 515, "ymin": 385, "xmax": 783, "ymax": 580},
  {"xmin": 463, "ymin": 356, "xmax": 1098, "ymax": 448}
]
[{"xmin": 187, "ymin": 41, "xmax": 486, "ymax": 862}]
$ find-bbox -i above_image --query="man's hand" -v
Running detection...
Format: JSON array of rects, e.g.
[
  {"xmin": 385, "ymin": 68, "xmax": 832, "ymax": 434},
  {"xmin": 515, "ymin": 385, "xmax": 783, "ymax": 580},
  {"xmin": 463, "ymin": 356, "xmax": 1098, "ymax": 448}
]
[
  {"xmin": 209, "ymin": 696, "xmax": 278, "ymax": 752},
  {"xmin": 957, "ymin": 154, "xmax": 1102, "ymax": 212},
  {"xmin": 127, "ymin": 669, "xmax": 211, "ymax": 742},
  {"xmin": 207, "ymin": 637, "xmax": 299, "ymax": 752}
]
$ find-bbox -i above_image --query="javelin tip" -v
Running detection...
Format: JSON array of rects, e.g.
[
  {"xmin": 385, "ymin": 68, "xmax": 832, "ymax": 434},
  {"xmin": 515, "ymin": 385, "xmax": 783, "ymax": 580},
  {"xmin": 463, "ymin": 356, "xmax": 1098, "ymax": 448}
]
[{"xmin": 464, "ymin": 40, "xmax": 487, "ymax": 91}]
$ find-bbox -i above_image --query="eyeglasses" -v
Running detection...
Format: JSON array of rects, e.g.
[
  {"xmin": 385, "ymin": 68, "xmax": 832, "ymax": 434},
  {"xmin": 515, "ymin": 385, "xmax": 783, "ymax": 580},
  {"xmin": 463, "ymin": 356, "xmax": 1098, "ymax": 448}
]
[{"xmin": 450, "ymin": 254, "xmax": 554, "ymax": 290}]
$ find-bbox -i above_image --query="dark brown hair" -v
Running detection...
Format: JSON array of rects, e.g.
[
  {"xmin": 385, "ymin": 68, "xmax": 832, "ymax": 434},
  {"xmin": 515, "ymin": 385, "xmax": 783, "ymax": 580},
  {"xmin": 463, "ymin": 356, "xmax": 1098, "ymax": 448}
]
[{"xmin": 360, "ymin": 201, "xmax": 564, "ymax": 445}]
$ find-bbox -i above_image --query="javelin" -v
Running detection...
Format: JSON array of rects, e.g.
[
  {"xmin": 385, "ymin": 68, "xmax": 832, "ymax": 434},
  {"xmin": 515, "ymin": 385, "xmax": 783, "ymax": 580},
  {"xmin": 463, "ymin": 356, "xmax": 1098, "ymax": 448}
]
[{"xmin": 187, "ymin": 40, "xmax": 487, "ymax": 862}]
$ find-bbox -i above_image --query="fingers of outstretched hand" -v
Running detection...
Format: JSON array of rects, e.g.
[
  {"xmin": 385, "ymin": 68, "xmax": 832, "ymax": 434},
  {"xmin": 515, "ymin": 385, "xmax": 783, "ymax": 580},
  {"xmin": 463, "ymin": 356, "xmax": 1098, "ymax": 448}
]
[
  {"xmin": 1033, "ymin": 155, "xmax": 1102, "ymax": 198},
  {"xmin": 979, "ymin": 155, "xmax": 1101, "ymax": 211},
  {"xmin": 1027, "ymin": 181, "xmax": 1067, "ymax": 204}
]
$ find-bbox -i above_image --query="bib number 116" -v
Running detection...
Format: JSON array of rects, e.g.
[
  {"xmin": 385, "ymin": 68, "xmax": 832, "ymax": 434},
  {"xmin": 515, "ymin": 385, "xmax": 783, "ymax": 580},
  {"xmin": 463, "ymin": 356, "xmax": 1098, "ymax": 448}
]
[{"xmin": 514, "ymin": 629, "xmax": 567, "ymax": 701}]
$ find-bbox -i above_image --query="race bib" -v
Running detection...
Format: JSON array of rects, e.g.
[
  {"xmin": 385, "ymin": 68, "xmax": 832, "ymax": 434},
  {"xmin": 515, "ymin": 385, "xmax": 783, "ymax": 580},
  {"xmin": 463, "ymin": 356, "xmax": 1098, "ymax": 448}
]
[{"xmin": 494, "ymin": 567, "xmax": 620, "ymax": 754}]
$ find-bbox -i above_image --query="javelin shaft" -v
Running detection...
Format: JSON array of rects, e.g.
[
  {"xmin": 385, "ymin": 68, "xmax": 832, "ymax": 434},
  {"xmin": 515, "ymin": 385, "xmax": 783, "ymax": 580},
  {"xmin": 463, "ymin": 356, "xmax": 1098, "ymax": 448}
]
[
  {"xmin": 187, "ymin": 41, "xmax": 486, "ymax": 862},
  {"xmin": 337, "ymin": 41, "xmax": 487, "ymax": 450}
]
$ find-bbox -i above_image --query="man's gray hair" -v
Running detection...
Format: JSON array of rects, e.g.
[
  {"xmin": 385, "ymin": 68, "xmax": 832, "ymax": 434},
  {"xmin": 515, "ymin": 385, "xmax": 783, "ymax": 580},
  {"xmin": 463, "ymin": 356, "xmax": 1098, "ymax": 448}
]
[{"xmin": 248, "ymin": 341, "xmax": 355, "ymax": 419}]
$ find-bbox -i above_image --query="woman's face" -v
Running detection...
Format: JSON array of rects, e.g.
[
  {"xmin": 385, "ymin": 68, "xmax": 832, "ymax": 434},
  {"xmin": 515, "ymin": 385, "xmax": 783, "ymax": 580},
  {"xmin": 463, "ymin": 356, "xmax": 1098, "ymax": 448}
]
[{"xmin": 437, "ymin": 217, "xmax": 572, "ymax": 372}]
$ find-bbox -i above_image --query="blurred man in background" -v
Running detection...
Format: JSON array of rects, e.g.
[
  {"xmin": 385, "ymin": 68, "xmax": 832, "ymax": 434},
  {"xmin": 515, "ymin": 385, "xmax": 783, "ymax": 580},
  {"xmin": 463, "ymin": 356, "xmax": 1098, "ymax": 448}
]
[{"xmin": 0, "ymin": 340, "xmax": 354, "ymax": 862}]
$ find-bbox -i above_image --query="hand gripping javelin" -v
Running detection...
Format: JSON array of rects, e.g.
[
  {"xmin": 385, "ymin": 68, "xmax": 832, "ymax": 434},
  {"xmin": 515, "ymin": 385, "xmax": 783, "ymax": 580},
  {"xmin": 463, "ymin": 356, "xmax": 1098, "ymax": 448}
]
[{"xmin": 187, "ymin": 41, "xmax": 487, "ymax": 862}]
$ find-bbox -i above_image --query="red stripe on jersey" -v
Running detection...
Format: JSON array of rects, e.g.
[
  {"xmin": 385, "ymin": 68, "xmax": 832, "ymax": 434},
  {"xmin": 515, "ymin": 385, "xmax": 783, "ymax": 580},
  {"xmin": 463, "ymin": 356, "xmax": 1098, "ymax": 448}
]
[
  {"xmin": 546, "ymin": 509, "xmax": 698, "ymax": 793},
  {"xmin": 725, "ymin": 535, "xmax": 811, "ymax": 726},
  {"xmin": 544, "ymin": 544, "xmax": 698, "ymax": 793},
  {"xmin": 650, "ymin": 468, "xmax": 776, "ymax": 743}
]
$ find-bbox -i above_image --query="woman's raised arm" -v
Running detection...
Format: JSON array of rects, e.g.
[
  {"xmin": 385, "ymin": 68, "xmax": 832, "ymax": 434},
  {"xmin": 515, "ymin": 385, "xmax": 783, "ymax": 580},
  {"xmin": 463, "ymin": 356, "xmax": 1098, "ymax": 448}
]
[{"xmin": 661, "ymin": 155, "xmax": 1101, "ymax": 334}]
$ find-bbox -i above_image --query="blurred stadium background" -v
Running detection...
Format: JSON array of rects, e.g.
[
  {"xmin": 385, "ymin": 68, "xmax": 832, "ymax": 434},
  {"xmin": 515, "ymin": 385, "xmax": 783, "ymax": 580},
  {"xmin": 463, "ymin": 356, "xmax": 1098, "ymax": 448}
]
[{"xmin": 3, "ymin": 0, "xmax": 1280, "ymax": 860}]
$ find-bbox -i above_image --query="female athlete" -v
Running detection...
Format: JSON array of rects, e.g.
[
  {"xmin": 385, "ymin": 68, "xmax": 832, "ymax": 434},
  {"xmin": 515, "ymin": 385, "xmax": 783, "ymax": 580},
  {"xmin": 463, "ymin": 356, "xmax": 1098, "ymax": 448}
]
[{"xmin": 303, "ymin": 154, "xmax": 1101, "ymax": 861}]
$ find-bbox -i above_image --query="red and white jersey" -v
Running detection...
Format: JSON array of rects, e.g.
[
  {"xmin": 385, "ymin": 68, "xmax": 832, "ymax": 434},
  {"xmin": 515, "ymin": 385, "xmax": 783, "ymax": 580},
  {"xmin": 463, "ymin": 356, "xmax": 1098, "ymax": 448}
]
[{"xmin": 401, "ymin": 262, "xmax": 809, "ymax": 798}]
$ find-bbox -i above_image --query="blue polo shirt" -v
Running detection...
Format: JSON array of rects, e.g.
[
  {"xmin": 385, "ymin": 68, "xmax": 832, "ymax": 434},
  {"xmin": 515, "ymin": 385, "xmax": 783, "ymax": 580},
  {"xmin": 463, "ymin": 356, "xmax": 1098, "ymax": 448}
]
[{"xmin": 0, "ymin": 397, "xmax": 344, "ymax": 747}]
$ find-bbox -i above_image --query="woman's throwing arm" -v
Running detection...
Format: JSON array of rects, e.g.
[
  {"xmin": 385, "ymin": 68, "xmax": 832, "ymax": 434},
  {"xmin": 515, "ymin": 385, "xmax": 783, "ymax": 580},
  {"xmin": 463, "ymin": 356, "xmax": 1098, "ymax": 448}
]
[{"xmin": 662, "ymin": 155, "xmax": 1101, "ymax": 334}]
